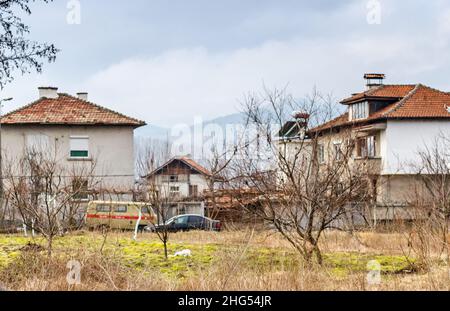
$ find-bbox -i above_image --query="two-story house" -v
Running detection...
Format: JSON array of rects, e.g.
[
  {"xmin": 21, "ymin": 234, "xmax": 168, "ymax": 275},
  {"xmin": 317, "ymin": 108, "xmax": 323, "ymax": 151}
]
[
  {"xmin": 280, "ymin": 74, "xmax": 450, "ymax": 223},
  {"xmin": 145, "ymin": 157, "xmax": 212, "ymax": 217},
  {"xmin": 1, "ymin": 87, "xmax": 145, "ymax": 202}
]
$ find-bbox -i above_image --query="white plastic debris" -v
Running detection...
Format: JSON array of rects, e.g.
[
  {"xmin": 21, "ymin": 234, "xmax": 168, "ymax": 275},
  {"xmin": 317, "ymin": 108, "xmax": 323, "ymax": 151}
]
[{"xmin": 173, "ymin": 249, "xmax": 192, "ymax": 257}]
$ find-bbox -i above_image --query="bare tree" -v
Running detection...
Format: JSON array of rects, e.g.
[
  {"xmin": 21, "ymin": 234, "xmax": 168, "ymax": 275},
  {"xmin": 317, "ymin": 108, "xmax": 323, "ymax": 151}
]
[
  {"xmin": 406, "ymin": 133, "xmax": 450, "ymax": 268},
  {"xmin": 4, "ymin": 145, "xmax": 97, "ymax": 256},
  {"xmin": 0, "ymin": 0, "xmax": 59, "ymax": 88},
  {"xmin": 145, "ymin": 180, "xmax": 174, "ymax": 260},
  {"xmin": 230, "ymin": 87, "xmax": 373, "ymax": 264},
  {"xmin": 135, "ymin": 136, "xmax": 170, "ymax": 179},
  {"xmin": 0, "ymin": 0, "xmax": 58, "ymax": 230},
  {"xmin": 203, "ymin": 144, "xmax": 236, "ymax": 220},
  {"xmin": 135, "ymin": 138, "xmax": 174, "ymax": 259}
]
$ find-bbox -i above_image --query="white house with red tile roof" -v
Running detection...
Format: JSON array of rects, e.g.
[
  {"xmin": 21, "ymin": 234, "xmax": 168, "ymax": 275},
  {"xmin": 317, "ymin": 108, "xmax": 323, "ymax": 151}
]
[
  {"xmin": 280, "ymin": 74, "xmax": 450, "ymax": 222},
  {"xmin": 309, "ymin": 77, "xmax": 450, "ymax": 175},
  {"xmin": 1, "ymin": 87, "xmax": 146, "ymax": 201}
]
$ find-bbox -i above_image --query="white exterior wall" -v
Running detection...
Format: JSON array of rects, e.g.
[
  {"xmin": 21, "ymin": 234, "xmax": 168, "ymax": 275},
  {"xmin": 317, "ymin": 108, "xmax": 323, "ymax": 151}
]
[
  {"xmin": 154, "ymin": 173, "xmax": 209, "ymax": 198},
  {"xmin": 153, "ymin": 176, "xmax": 179, "ymax": 198},
  {"xmin": 190, "ymin": 174, "xmax": 209, "ymax": 193},
  {"xmin": 1, "ymin": 124, "xmax": 136, "ymax": 192},
  {"xmin": 382, "ymin": 120, "xmax": 450, "ymax": 175}
]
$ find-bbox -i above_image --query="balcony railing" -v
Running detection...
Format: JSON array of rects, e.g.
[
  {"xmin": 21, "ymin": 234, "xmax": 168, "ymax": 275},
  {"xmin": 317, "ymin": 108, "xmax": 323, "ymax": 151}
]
[{"xmin": 160, "ymin": 175, "xmax": 190, "ymax": 183}]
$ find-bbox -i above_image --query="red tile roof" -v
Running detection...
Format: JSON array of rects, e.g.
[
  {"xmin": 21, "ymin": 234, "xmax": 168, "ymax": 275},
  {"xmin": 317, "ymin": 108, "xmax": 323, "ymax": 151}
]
[
  {"xmin": 378, "ymin": 85, "xmax": 450, "ymax": 119},
  {"xmin": 147, "ymin": 157, "xmax": 213, "ymax": 178},
  {"xmin": 1, "ymin": 93, "xmax": 146, "ymax": 127},
  {"xmin": 308, "ymin": 113, "xmax": 349, "ymax": 133},
  {"xmin": 310, "ymin": 84, "xmax": 450, "ymax": 133},
  {"xmin": 179, "ymin": 157, "xmax": 213, "ymax": 177},
  {"xmin": 341, "ymin": 85, "xmax": 416, "ymax": 104}
]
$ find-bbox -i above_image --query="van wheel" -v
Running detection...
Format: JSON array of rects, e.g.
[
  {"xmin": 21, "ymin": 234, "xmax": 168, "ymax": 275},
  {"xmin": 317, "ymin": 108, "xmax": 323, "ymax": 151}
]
[
  {"xmin": 138, "ymin": 225, "xmax": 146, "ymax": 233},
  {"xmin": 99, "ymin": 224, "xmax": 109, "ymax": 233}
]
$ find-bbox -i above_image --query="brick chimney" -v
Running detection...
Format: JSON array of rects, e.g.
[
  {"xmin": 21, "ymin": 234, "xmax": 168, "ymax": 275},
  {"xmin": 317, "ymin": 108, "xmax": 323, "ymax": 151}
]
[
  {"xmin": 364, "ymin": 73, "xmax": 385, "ymax": 89},
  {"xmin": 38, "ymin": 87, "xmax": 58, "ymax": 99}
]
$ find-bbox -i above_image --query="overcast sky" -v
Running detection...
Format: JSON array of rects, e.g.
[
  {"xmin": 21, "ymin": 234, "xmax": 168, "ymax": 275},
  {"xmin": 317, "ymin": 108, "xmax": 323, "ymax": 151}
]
[{"xmin": 2, "ymin": 0, "xmax": 450, "ymax": 126}]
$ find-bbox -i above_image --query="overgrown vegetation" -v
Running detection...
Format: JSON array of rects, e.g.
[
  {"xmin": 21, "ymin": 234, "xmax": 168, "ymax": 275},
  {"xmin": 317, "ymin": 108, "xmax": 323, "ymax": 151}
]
[{"xmin": 0, "ymin": 230, "xmax": 447, "ymax": 291}]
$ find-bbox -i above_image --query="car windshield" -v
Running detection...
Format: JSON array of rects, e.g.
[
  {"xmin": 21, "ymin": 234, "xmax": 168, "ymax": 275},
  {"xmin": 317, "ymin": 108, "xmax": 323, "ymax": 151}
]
[
  {"xmin": 165, "ymin": 215, "xmax": 189, "ymax": 225},
  {"xmin": 165, "ymin": 216, "xmax": 182, "ymax": 225},
  {"xmin": 165, "ymin": 217, "xmax": 176, "ymax": 225}
]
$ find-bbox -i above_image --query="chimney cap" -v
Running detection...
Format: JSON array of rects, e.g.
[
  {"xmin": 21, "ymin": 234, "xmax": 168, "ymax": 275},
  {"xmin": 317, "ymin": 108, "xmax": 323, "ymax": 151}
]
[
  {"xmin": 77, "ymin": 92, "xmax": 88, "ymax": 101},
  {"xmin": 364, "ymin": 73, "xmax": 385, "ymax": 89},
  {"xmin": 38, "ymin": 86, "xmax": 58, "ymax": 90},
  {"xmin": 364, "ymin": 73, "xmax": 385, "ymax": 79}
]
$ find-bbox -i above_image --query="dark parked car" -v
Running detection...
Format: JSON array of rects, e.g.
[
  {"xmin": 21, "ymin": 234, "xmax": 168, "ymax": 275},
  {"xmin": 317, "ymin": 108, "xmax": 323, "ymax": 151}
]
[{"xmin": 145, "ymin": 214, "xmax": 221, "ymax": 233}]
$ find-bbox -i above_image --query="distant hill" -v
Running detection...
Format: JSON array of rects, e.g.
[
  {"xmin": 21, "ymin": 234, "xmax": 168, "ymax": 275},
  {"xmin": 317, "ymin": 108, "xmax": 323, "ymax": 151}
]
[
  {"xmin": 135, "ymin": 124, "xmax": 170, "ymax": 140},
  {"xmin": 204, "ymin": 112, "xmax": 246, "ymax": 127},
  {"xmin": 135, "ymin": 112, "xmax": 247, "ymax": 141}
]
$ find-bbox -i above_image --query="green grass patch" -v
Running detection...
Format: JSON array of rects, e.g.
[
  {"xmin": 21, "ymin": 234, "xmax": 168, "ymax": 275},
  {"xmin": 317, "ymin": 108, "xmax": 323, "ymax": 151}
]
[
  {"xmin": 244, "ymin": 247, "xmax": 299, "ymax": 271},
  {"xmin": 0, "ymin": 234, "xmax": 417, "ymax": 280},
  {"xmin": 116, "ymin": 239, "xmax": 217, "ymax": 277},
  {"xmin": 324, "ymin": 252, "xmax": 417, "ymax": 277},
  {"xmin": 0, "ymin": 236, "xmax": 37, "ymax": 268},
  {"xmin": 0, "ymin": 234, "xmax": 218, "ymax": 278}
]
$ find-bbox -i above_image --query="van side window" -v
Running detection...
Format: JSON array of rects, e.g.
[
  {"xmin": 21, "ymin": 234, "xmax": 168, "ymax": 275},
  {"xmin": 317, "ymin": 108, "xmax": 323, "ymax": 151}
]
[
  {"xmin": 96, "ymin": 205, "xmax": 111, "ymax": 213},
  {"xmin": 115, "ymin": 206, "xmax": 127, "ymax": 213},
  {"xmin": 142, "ymin": 206, "xmax": 151, "ymax": 214}
]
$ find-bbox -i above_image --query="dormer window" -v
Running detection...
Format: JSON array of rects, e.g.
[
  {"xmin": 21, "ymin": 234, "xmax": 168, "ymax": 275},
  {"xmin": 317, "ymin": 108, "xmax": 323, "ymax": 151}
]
[{"xmin": 350, "ymin": 101, "xmax": 369, "ymax": 120}]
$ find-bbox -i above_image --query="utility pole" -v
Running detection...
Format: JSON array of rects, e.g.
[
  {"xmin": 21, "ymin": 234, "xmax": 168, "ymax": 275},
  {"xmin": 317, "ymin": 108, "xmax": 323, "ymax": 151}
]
[{"xmin": 0, "ymin": 97, "xmax": 13, "ymax": 212}]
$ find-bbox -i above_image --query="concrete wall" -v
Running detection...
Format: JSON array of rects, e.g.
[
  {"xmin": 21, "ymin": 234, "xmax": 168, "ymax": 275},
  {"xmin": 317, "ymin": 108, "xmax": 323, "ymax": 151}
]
[
  {"xmin": 167, "ymin": 202, "xmax": 205, "ymax": 219},
  {"xmin": 153, "ymin": 173, "xmax": 209, "ymax": 199},
  {"xmin": 191, "ymin": 174, "xmax": 209, "ymax": 193},
  {"xmin": 377, "ymin": 174, "xmax": 426, "ymax": 205},
  {"xmin": 382, "ymin": 120, "xmax": 450, "ymax": 175},
  {"xmin": 1, "ymin": 124, "xmax": 136, "ymax": 193}
]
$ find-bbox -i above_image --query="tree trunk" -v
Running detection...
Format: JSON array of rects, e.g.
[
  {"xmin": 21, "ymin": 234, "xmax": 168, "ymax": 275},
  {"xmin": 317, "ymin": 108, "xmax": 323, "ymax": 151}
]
[
  {"xmin": 163, "ymin": 240, "xmax": 168, "ymax": 260},
  {"xmin": 302, "ymin": 247, "xmax": 314, "ymax": 266},
  {"xmin": 47, "ymin": 236, "xmax": 53, "ymax": 257},
  {"xmin": 313, "ymin": 245, "xmax": 323, "ymax": 265},
  {"xmin": 302, "ymin": 242, "xmax": 323, "ymax": 266}
]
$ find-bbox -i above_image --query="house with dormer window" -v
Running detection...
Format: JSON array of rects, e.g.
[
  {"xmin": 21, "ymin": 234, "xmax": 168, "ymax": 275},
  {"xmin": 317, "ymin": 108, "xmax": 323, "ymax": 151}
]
[{"xmin": 279, "ymin": 74, "xmax": 450, "ymax": 222}]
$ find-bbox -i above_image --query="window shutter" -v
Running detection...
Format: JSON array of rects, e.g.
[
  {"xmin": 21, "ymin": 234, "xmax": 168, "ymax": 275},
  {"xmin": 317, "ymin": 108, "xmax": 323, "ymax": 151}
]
[{"xmin": 70, "ymin": 137, "xmax": 89, "ymax": 157}]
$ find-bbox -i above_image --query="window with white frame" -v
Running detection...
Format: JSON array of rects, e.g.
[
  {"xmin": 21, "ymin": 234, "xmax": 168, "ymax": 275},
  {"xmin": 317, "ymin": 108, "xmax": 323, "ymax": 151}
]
[
  {"xmin": 169, "ymin": 186, "xmax": 180, "ymax": 194},
  {"xmin": 317, "ymin": 144, "xmax": 325, "ymax": 164},
  {"xmin": 72, "ymin": 179, "xmax": 89, "ymax": 201},
  {"xmin": 70, "ymin": 136, "xmax": 89, "ymax": 158},
  {"xmin": 334, "ymin": 142, "xmax": 343, "ymax": 161},
  {"xmin": 367, "ymin": 136, "xmax": 376, "ymax": 158},
  {"xmin": 357, "ymin": 136, "xmax": 376, "ymax": 158}
]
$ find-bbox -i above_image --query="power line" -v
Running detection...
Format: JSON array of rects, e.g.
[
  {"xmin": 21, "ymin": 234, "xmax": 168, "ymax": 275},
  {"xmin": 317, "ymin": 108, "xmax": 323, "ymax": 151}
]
[{"xmin": 0, "ymin": 174, "xmax": 137, "ymax": 179}]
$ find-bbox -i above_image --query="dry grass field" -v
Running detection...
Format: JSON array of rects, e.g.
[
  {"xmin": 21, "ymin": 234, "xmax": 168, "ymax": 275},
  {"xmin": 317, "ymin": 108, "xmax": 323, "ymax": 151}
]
[{"xmin": 0, "ymin": 228, "xmax": 449, "ymax": 291}]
